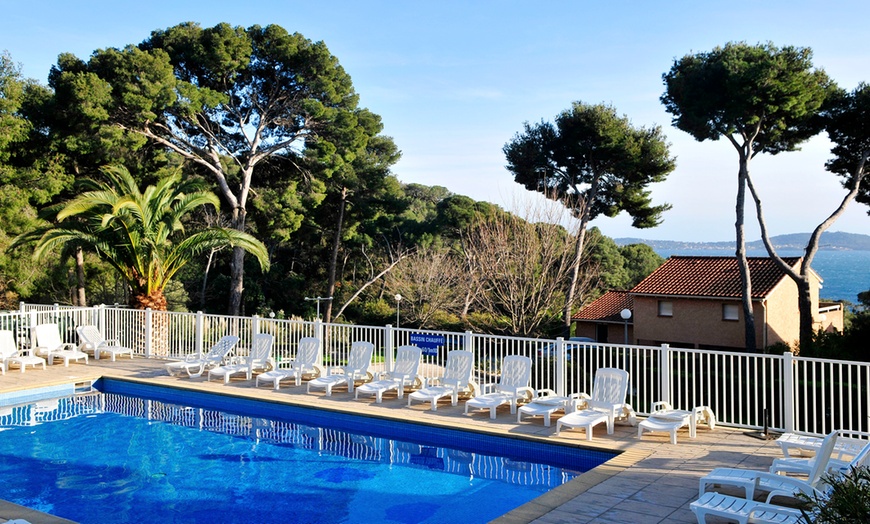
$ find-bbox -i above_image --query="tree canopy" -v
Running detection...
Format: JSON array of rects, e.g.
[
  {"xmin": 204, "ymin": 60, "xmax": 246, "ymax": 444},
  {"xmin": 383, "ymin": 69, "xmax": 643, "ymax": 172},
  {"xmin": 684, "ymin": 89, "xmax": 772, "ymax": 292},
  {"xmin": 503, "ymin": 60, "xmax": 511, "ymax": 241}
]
[
  {"xmin": 504, "ymin": 101, "xmax": 675, "ymax": 329},
  {"xmin": 661, "ymin": 41, "xmax": 834, "ymax": 350},
  {"xmin": 47, "ymin": 22, "xmax": 396, "ymax": 315}
]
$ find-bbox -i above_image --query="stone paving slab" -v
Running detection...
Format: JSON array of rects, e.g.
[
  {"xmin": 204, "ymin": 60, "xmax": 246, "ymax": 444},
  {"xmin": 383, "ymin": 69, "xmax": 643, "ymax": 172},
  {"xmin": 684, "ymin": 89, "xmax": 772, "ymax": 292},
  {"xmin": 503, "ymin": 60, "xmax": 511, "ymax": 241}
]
[{"xmin": 0, "ymin": 358, "xmax": 789, "ymax": 523}]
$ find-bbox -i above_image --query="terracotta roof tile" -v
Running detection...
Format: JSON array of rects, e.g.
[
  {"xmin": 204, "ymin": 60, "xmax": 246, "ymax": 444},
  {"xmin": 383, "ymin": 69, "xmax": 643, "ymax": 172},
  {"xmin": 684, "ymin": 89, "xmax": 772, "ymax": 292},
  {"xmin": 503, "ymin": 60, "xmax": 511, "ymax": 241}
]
[
  {"xmin": 629, "ymin": 256, "xmax": 800, "ymax": 299},
  {"xmin": 572, "ymin": 291, "xmax": 633, "ymax": 322}
]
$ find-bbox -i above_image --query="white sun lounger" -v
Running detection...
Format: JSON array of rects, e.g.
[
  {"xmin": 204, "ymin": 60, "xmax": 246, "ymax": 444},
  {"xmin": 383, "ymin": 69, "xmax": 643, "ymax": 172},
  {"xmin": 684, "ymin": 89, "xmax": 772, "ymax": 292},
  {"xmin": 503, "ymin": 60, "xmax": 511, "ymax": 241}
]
[
  {"xmin": 517, "ymin": 390, "xmax": 578, "ymax": 427},
  {"xmin": 307, "ymin": 341, "xmax": 374, "ymax": 396},
  {"xmin": 165, "ymin": 335, "xmax": 239, "ymax": 378},
  {"xmin": 407, "ymin": 350, "xmax": 475, "ymax": 411},
  {"xmin": 76, "ymin": 325, "xmax": 134, "ymax": 361},
  {"xmin": 555, "ymin": 368, "xmax": 635, "ymax": 440},
  {"xmin": 700, "ymin": 430, "xmax": 838, "ymax": 503},
  {"xmin": 691, "ymin": 492, "xmax": 802, "ymax": 524},
  {"xmin": 637, "ymin": 401, "xmax": 716, "ymax": 444},
  {"xmin": 771, "ymin": 433, "xmax": 870, "ymax": 478},
  {"xmin": 355, "ymin": 345, "xmax": 422, "ymax": 403},
  {"xmin": 256, "ymin": 337, "xmax": 323, "ymax": 389},
  {"xmin": 0, "ymin": 330, "xmax": 45, "ymax": 373},
  {"xmin": 464, "ymin": 355, "xmax": 533, "ymax": 419},
  {"xmin": 208, "ymin": 333, "xmax": 275, "ymax": 384},
  {"xmin": 34, "ymin": 323, "xmax": 88, "ymax": 367}
]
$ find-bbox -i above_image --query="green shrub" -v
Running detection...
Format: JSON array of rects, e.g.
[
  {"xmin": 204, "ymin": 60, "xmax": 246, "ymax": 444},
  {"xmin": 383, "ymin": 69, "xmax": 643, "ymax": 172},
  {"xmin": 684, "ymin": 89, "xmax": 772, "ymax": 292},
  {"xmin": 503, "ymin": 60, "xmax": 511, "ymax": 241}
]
[{"xmin": 799, "ymin": 466, "xmax": 870, "ymax": 523}]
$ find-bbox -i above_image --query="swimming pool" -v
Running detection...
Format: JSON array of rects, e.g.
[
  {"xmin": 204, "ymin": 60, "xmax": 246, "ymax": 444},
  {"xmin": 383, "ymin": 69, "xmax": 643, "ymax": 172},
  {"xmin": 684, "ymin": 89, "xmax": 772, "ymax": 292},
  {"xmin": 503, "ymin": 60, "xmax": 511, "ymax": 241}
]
[{"xmin": 1, "ymin": 379, "xmax": 615, "ymax": 523}]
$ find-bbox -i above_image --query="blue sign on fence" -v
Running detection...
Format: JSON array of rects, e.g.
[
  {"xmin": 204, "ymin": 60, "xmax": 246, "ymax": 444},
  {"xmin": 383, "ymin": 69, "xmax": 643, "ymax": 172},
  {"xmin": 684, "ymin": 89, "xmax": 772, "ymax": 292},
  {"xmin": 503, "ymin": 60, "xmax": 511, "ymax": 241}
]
[{"xmin": 409, "ymin": 333, "xmax": 445, "ymax": 356}]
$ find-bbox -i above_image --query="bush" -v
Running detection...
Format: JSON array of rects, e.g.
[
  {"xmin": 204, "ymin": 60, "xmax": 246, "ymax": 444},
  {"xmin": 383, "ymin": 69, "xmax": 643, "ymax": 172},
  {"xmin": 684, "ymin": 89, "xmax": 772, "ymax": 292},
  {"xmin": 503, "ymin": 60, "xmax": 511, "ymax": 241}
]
[{"xmin": 799, "ymin": 466, "xmax": 870, "ymax": 523}]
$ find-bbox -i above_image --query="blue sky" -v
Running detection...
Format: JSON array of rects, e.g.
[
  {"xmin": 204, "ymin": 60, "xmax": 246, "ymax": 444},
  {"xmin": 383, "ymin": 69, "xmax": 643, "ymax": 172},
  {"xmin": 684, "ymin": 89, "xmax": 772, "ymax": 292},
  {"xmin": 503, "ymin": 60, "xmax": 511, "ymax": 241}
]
[{"xmin": 3, "ymin": 1, "xmax": 869, "ymax": 242}]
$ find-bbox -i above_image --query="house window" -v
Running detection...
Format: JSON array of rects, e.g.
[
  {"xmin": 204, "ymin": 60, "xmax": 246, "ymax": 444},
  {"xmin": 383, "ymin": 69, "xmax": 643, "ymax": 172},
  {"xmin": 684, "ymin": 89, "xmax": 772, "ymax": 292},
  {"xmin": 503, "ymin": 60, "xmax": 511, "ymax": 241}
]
[
  {"xmin": 658, "ymin": 300, "xmax": 673, "ymax": 317},
  {"xmin": 723, "ymin": 304, "xmax": 739, "ymax": 321}
]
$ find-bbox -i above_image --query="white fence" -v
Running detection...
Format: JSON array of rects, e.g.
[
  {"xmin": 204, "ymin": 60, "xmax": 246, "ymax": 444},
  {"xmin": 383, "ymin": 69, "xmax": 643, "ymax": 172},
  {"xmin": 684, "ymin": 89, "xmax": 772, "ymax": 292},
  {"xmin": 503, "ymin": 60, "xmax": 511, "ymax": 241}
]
[{"xmin": 14, "ymin": 303, "xmax": 870, "ymax": 436}]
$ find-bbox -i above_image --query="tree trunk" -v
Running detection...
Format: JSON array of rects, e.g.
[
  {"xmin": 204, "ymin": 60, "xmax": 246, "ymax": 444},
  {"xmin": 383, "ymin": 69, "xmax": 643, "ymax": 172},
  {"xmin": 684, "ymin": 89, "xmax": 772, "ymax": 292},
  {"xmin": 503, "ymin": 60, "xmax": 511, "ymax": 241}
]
[
  {"xmin": 324, "ymin": 187, "xmax": 348, "ymax": 323},
  {"xmin": 736, "ymin": 153, "xmax": 757, "ymax": 351},
  {"xmin": 563, "ymin": 224, "xmax": 589, "ymax": 335},
  {"xmin": 228, "ymin": 208, "xmax": 247, "ymax": 316},
  {"xmin": 74, "ymin": 247, "xmax": 87, "ymax": 307},
  {"xmin": 796, "ymin": 277, "xmax": 814, "ymax": 351}
]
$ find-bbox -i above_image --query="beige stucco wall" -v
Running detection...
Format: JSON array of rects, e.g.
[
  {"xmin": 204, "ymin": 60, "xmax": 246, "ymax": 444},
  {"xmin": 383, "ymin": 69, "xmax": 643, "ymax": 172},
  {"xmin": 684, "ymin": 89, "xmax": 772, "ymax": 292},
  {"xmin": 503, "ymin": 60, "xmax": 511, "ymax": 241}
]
[
  {"xmin": 764, "ymin": 275, "xmax": 801, "ymax": 347},
  {"xmin": 633, "ymin": 296, "xmax": 751, "ymax": 348}
]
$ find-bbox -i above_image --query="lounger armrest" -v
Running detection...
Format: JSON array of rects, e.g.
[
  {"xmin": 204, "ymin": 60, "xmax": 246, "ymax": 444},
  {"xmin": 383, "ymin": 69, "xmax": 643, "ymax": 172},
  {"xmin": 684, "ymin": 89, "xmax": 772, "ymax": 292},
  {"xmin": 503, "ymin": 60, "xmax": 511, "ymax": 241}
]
[
  {"xmin": 755, "ymin": 472, "xmax": 821, "ymax": 503},
  {"xmin": 534, "ymin": 388, "xmax": 558, "ymax": 399},
  {"xmin": 571, "ymin": 392, "xmax": 592, "ymax": 410},
  {"xmin": 652, "ymin": 401, "xmax": 673, "ymax": 412},
  {"xmin": 479, "ymin": 382, "xmax": 497, "ymax": 394}
]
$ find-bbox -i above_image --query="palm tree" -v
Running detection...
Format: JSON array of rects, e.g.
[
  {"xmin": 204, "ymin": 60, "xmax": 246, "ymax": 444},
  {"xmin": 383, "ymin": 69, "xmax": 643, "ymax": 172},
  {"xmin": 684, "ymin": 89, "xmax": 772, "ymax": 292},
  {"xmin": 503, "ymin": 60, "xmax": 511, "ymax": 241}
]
[{"xmin": 22, "ymin": 165, "xmax": 270, "ymax": 311}]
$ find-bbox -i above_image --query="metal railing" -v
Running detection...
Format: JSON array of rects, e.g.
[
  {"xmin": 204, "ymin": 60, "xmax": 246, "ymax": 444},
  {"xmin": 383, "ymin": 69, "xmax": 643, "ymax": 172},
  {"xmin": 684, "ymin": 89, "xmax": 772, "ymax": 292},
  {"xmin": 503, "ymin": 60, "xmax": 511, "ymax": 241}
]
[{"xmin": 15, "ymin": 302, "xmax": 870, "ymax": 437}]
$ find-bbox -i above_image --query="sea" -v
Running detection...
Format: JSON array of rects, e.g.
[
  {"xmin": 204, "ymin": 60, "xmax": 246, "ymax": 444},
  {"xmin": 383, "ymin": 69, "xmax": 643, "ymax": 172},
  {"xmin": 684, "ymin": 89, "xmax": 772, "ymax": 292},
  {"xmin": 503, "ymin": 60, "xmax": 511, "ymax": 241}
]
[{"xmin": 653, "ymin": 248, "xmax": 869, "ymax": 305}]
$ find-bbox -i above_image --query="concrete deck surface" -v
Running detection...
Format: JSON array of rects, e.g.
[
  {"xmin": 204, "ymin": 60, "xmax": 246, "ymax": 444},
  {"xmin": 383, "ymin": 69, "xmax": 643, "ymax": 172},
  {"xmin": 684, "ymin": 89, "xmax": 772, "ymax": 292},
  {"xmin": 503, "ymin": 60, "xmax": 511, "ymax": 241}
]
[{"xmin": 0, "ymin": 357, "xmax": 792, "ymax": 524}]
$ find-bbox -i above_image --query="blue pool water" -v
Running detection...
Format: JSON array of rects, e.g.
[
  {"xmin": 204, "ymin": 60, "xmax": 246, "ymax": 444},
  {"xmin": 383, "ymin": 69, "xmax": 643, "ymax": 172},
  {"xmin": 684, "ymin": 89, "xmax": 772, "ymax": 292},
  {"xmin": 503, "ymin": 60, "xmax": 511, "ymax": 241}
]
[{"xmin": 0, "ymin": 380, "xmax": 613, "ymax": 523}]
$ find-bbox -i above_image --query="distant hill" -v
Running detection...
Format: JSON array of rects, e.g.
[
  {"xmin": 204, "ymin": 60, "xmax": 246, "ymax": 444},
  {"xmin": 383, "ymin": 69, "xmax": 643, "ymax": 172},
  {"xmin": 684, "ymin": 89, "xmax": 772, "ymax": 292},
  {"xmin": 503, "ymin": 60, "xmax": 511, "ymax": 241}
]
[{"xmin": 614, "ymin": 231, "xmax": 870, "ymax": 252}]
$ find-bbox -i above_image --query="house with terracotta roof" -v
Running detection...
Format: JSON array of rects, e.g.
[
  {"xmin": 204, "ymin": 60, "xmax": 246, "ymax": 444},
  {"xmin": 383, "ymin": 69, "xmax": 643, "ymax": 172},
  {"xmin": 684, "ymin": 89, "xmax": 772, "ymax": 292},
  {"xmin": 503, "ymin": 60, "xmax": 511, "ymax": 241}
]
[{"xmin": 572, "ymin": 256, "xmax": 844, "ymax": 351}]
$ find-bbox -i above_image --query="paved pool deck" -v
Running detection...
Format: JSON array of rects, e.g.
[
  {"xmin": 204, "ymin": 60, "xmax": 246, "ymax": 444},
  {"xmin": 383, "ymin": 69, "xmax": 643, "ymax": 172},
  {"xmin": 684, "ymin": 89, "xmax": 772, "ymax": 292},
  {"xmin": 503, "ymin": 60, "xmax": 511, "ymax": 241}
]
[{"xmin": 0, "ymin": 358, "xmax": 790, "ymax": 524}]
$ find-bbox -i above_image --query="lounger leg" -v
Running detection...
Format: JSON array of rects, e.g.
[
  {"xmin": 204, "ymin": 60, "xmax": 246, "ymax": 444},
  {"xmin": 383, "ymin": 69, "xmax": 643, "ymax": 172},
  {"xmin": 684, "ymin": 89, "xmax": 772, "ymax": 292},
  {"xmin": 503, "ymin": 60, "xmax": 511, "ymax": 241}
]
[
  {"xmin": 489, "ymin": 406, "xmax": 497, "ymax": 419},
  {"xmin": 670, "ymin": 429, "xmax": 678, "ymax": 445}
]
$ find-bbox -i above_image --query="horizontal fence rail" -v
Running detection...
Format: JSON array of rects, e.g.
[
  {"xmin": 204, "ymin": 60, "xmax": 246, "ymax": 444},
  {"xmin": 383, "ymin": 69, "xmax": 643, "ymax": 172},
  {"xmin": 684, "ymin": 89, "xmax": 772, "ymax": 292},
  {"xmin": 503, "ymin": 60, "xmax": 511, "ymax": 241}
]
[{"xmin": 13, "ymin": 303, "xmax": 870, "ymax": 437}]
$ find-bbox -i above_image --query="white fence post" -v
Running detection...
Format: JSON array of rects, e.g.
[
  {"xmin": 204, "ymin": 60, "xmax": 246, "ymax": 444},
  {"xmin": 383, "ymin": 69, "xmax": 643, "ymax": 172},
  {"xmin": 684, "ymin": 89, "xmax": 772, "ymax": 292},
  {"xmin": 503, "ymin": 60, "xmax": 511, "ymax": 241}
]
[
  {"xmin": 314, "ymin": 319, "xmax": 324, "ymax": 366},
  {"xmin": 252, "ymin": 314, "xmax": 261, "ymax": 336},
  {"xmin": 144, "ymin": 308, "xmax": 153, "ymax": 358},
  {"xmin": 385, "ymin": 325, "xmax": 395, "ymax": 371},
  {"xmin": 195, "ymin": 311, "xmax": 204, "ymax": 358},
  {"xmin": 783, "ymin": 350, "xmax": 795, "ymax": 433},
  {"xmin": 98, "ymin": 304, "xmax": 106, "ymax": 335},
  {"xmin": 464, "ymin": 330, "xmax": 474, "ymax": 354},
  {"xmin": 660, "ymin": 344, "xmax": 671, "ymax": 406},
  {"xmin": 555, "ymin": 337, "xmax": 566, "ymax": 397}
]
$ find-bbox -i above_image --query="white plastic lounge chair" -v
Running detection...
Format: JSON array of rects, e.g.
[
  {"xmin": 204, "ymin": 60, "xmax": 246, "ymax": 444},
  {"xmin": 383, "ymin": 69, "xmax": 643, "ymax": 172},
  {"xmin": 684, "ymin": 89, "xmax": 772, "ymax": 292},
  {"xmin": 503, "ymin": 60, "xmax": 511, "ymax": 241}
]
[
  {"xmin": 555, "ymin": 368, "xmax": 635, "ymax": 440},
  {"xmin": 464, "ymin": 355, "xmax": 533, "ymax": 419},
  {"xmin": 256, "ymin": 337, "xmax": 323, "ymax": 389},
  {"xmin": 407, "ymin": 350, "xmax": 475, "ymax": 411},
  {"xmin": 517, "ymin": 389, "xmax": 581, "ymax": 427},
  {"xmin": 208, "ymin": 333, "xmax": 275, "ymax": 384},
  {"xmin": 776, "ymin": 430, "xmax": 870, "ymax": 460},
  {"xmin": 0, "ymin": 329, "xmax": 45, "ymax": 373},
  {"xmin": 75, "ymin": 325, "xmax": 134, "ymax": 361},
  {"xmin": 700, "ymin": 430, "xmax": 838, "ymax": 503},
  {"xmin": 355, "ymin": 345, "xmax": 422, "ymax": 403},
  {"xmin": 307, "ymin": 341, "xmax": 375, "ymax": 396},
  {"xmin": 165, "ymin": 335, "xmax": 239, "ymax": 378},
  {"xmin": 637, "ymin": 401, "xmax": 716, "ymax": 444},
  {"xmin": 691, "ymin": 492, "xmax": 802, "ymax": 524},
  {"xmin": 34, "ymin": 323, "xmax": 88, "ymax": 367},
  {"xmin": 770, "ymin": 433, "xmax": 870, "ymax": 478}
]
